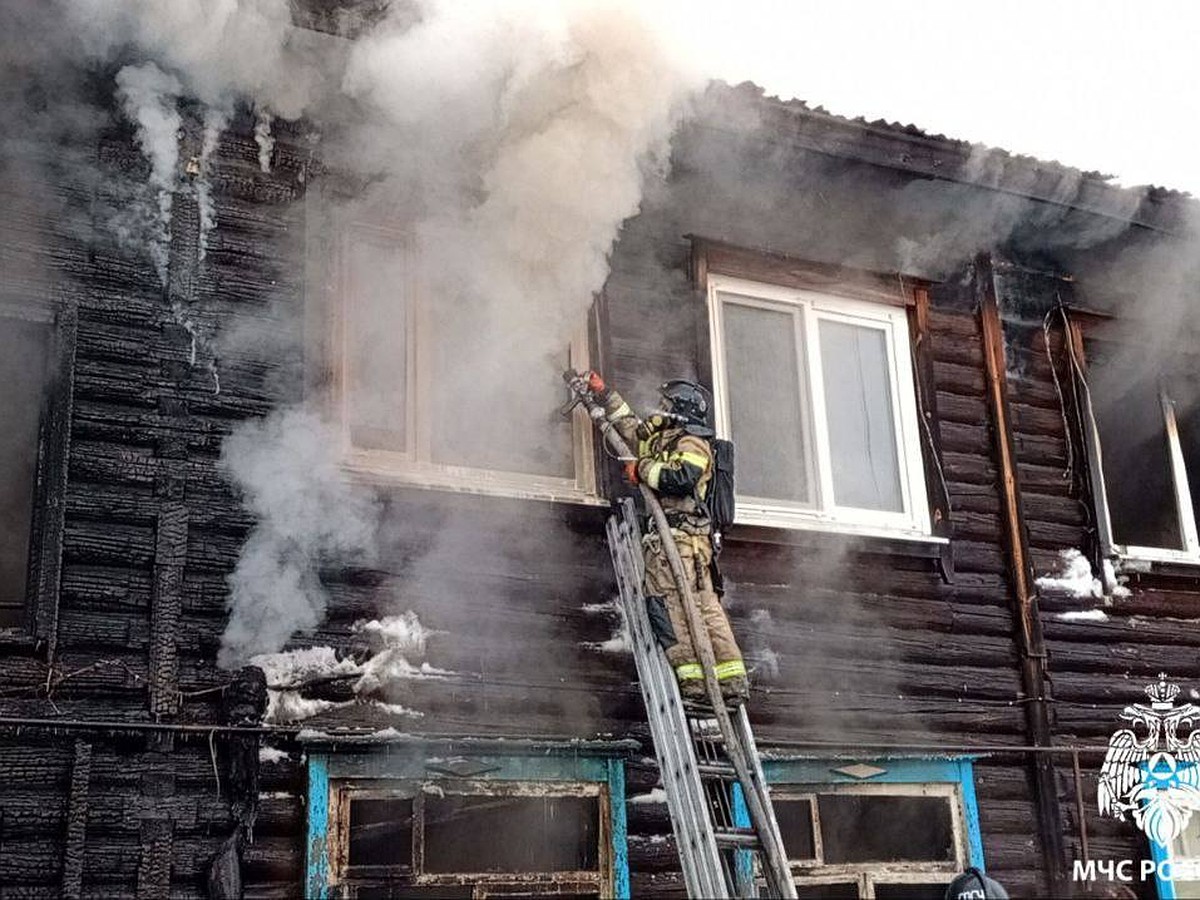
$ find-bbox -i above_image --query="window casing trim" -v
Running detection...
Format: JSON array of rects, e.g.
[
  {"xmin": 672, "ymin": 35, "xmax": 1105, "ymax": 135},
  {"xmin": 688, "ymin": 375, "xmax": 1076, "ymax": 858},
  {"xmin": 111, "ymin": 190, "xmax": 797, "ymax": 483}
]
[
  {"xmin": 706, "ymin": 274, "xmax": 932, "ymax": 536},
  {"xmin": 305, "ymin": 751, "xmax": 629, "ymax": 899},
  {"xmin": 1071, "ymin": 318, "xmax": 1200, "ymax": 567},
  {"xmin": 322, "ymin": 215, "xmax": 599, "ymax": 505},
  {"xmin": 761, "ymin": 756, "xmax": 985, "ymax": 895},
  {"xmin": 0, "ymin": 301, "xmax": 75, "ymax": 651}
]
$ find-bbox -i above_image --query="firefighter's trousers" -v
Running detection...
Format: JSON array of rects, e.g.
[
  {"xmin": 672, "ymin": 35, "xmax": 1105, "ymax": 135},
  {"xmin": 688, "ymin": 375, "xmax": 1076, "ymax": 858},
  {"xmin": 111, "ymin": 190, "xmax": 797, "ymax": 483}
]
[{"xmin": 643, "ymin": 530, "xmax": 745, "ymax": 686}]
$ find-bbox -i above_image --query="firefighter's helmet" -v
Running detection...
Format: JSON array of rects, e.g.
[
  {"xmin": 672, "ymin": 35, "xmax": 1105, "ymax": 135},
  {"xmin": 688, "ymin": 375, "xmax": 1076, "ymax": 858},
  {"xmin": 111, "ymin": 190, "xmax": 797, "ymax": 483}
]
[
  {"xmin": 658, "ymin": 379, "xmax": 711, "ymax": 430},
  {"xmin": 944, "ymin": 868, "xmax": 1008, "ymax": 900}
]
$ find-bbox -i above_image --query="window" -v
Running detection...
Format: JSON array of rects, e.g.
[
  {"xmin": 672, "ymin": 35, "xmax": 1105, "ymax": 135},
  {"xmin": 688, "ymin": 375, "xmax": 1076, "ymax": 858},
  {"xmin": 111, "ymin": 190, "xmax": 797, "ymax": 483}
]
[
  {"xmin": 762, "ymin": 758, "xmax": 984, "ymax": 899},
  {"xmin": 0, "ymin": 303, "xmax": 73, "ymax": 640},
  {"xmin": 329, "ymin": 220, "xmax": 597, "ymax": 503},
  {"xmin": 1084, "ymin": 344, "xmax": 1200, "ymax": 564},
  {"xmin": 706, "ymin": 275, "xmax": 930, "ymax": 536},
  {"xmin": 305, "ymin": 750, "xmax": 628, "ymax": 899},
  {"xmin": 0, "ymin": 315, "xmax": 51, "ymax": 628}
]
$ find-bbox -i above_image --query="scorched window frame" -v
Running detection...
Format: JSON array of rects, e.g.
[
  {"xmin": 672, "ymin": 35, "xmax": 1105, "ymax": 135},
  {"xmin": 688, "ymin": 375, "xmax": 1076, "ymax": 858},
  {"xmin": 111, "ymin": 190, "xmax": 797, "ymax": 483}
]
[
  {"xmin": 0, "ymin": 299, "xmax": 75, "ymax": 648},
  {"xmin": 761, "ymin": 757, "xmax": 984, "ymax": 899},
  {"xmin": 322, "ymin": 215, "xmax": 600, "ymax": 506},
  {"xmin": 1069, "ymin": 319, "xmax": 1200, "ymax": 567},
  {"xmin": 305, "ymin": 751, "xmax": 629, "ymax": 900}
]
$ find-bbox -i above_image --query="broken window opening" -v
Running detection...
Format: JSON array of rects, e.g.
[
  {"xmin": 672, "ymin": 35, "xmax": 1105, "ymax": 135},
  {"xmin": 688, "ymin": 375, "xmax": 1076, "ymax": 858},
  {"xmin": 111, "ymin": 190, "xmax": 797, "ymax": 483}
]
[
  {"xmin": 0, "ymin": 313, "xmax": 53, "ymax": 630},
  {"xmin": 707, "ymin": 274, "xmax": 931, "ymax": 536},
  {"xmin": 1085, "ymin": 342, "xmax": 1200, "ymax": 561}
]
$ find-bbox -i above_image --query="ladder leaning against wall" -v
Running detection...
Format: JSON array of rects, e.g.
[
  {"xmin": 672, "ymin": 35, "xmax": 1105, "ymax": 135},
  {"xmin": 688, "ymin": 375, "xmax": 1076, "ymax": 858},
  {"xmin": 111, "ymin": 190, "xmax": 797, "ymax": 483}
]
[{"xmin": 606, "ymin": 498, "xmax": 797, "ymax": 899}]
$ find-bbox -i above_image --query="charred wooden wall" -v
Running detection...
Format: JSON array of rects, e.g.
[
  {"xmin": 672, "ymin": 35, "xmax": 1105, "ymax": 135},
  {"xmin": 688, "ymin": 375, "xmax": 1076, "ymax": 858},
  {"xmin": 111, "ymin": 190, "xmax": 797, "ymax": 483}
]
[{"xmin": 0, "ymin": 104, "xmax": 312, "ymax": 897}]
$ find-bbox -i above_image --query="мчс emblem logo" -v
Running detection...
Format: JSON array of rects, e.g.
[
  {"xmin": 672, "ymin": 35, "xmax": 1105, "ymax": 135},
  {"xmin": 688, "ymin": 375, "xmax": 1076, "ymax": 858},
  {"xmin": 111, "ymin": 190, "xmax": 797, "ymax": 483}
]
[{"xmin": 1099, "ymin": 673, "xmax": 1200, "ymax": 847}]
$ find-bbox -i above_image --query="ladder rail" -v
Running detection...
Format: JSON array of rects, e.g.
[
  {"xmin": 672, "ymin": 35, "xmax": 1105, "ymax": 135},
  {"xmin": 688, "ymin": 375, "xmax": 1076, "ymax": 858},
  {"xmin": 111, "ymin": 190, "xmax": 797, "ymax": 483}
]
[
  {"xmin": 566, "ymin": 374, "xmax": 796, "ymax": 899},
  {"xmin": 627, "ymin": 490, "xmax": 797, "ymax": 899},
  {"xmin": 608, "ymin": 497, "xmax": 796, "ymax": 898},
  {"xmin": 607, "ymin": 512, "xmax": 730, "ymax": 899}
]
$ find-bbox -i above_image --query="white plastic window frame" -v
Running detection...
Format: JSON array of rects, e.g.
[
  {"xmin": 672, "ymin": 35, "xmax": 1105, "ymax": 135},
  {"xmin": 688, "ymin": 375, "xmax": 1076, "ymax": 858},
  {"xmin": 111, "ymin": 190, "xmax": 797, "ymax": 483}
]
[
  {"xmin": 707, "ymin": 274, "xmax": 931, "ymax": 538},
  {"xmin": 333, "ymin": 223, "xmax": 600, "ymax": 505},
  {"xmin": 780, "ymin": 782, "xmax": 965, "ymax": 897},
  {"xmin": 1084, "ymin": 381, "xmax": 1200, "ymax": 566}
]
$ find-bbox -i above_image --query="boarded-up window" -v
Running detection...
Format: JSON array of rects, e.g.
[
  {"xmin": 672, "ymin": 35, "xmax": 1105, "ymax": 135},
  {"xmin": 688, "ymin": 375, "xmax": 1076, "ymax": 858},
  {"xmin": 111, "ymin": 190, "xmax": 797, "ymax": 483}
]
[
  {"xmin": 0, "ymin": 316, "xmax": 50, "ymax": 628},
  {"xmin": 708, "ymin": 275, "xmax": 929, "ymax": 535}
]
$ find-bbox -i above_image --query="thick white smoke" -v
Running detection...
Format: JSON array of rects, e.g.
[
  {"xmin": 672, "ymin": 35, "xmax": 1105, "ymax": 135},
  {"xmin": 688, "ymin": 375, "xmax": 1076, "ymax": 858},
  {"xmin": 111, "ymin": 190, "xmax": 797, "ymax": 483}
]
[
  {"xmin": 114, "ymin": 62, "xmax": 182, "ymax": 284},
  {"xmin": 217, "ymin": 409, "xmax": 379, "ymax": 668},
  {"xmin": 66, "ymin": 0, "xmax": 705, "ymax": 664}
]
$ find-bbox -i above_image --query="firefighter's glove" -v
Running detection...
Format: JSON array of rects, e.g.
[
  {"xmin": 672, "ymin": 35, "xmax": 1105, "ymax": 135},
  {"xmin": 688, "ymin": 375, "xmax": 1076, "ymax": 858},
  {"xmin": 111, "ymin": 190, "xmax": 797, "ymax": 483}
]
[
  {"xmin": 585, "ymin": 371, "xmax": 606, "ymax": 394},
  {"xmin": 622, "ymin": 460, "xmax": 639, "ymax": 485}
]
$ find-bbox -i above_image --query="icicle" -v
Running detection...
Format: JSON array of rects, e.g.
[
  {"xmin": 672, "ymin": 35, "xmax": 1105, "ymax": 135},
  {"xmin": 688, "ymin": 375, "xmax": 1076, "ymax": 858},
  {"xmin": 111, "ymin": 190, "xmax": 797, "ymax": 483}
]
[{"xmin": 254, "ymin": 110, "xmax": 274, "ymax": 173}]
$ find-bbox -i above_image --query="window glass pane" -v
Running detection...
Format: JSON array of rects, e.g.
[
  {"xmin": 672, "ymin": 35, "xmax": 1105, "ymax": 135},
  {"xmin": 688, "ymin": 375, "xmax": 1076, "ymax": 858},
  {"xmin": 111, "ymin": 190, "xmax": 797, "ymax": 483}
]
[
  {"xmin": 874, "ymin": 884, "xmax": 949, "ymax": 900},
  {"xmin": 345, "ymin": 233, "xmax": 409, "ymax": 452},
  {"xmin": 348, "ymin": 797, "xmax": 414, "ymax": 870},
  {"xmin": 1092, "ymin": 363, "xmax": 1183, "ymax": 550},
  {"xmin": 722, "ymin": 297, "xmax": 812, "ymax": 502},
  {"xmin": 818, "ymin": 319, "xmax": 903, "ymax": 512},
  {"xmin": 0, "ymin": 317, "xmax": 49, "ymax": 626},
  {"xmin": 795, "ymin": 883, "xmax": 858, "ymax": 899},
  {"xmin": 429, "ymin": 323, "xmax": 574, "ymax": 478},
  {"xmin": 817, "ymin": 794, "xmax": 954, "ymax": 864},
  {"xmin": 424, "ymin": 794, "xmax": 599, "ymax": 874},
  {"xmin": 775, "ymin": 798, "xmax": 817, "ymax": 861}
]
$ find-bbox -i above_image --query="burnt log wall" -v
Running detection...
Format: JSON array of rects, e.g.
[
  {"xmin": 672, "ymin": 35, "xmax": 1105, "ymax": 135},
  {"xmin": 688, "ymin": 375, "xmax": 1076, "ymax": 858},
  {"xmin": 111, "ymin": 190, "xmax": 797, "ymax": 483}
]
[{"xmin": 0, "ymin": 104, "xmax": 311, "ymax": 897}]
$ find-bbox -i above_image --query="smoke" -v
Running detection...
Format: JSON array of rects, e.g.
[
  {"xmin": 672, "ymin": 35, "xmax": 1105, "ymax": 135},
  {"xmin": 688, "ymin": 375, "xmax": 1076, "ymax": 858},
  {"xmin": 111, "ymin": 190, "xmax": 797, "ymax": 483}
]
[
  {"xmin": 216, "ymin": 408, "xmax": 379, "ymax": 668},
  {"xmin": 254, "ymin": 110, "xmax": 274, "ymax": 173},
  {"xmin": 114, "ymin": 62, "xmax": 183, "ymax": 285},
  {"xmin": 26, "ymin": 0, "xmax": 705, "ymax": 662},
  {"xmin": 196, "ymin": 105, "xmax": 229, "ymax": 260}
]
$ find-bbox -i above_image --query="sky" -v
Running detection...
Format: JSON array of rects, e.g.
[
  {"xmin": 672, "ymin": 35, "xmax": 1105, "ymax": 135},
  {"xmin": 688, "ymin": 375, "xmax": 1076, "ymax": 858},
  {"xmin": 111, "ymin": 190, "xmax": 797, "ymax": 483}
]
[{"xmin": 664, "ymin": 0, "xmax": 1200, "ymax": 195}]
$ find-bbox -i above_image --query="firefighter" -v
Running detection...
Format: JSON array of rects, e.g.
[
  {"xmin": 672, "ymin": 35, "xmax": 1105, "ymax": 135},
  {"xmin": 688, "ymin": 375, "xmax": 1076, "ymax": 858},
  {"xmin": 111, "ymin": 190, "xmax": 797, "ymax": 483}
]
[{"xmin": 584, "ymin": 372, "xmax": 749, "ymax": 706}]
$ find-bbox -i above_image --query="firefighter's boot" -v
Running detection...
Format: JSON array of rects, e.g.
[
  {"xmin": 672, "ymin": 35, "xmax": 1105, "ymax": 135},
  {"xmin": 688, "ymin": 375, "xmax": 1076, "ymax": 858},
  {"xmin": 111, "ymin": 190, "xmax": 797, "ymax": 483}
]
[{"xmin": 720, "ymin": 675, "xmax": 750, "ymax": 707}]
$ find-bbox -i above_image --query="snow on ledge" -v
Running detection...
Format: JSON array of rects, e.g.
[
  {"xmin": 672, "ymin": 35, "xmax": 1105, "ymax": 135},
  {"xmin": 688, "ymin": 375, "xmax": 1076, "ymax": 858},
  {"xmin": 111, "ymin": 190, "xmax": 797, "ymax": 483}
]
[
  {"xmin": 1036, "ymin": 549, "xmax": 1103, "ymax": 598},
  {"xmin": 1055, "ymin": 609, "xmax": 1110, "ymax": 622}
]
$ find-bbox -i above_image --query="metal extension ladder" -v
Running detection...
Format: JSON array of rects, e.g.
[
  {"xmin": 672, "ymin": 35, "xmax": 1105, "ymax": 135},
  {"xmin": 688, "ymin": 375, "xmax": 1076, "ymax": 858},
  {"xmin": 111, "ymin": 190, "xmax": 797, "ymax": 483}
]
[{"xmin": 606, "ymin": 498, "xmax": 797, "ymax": 899}]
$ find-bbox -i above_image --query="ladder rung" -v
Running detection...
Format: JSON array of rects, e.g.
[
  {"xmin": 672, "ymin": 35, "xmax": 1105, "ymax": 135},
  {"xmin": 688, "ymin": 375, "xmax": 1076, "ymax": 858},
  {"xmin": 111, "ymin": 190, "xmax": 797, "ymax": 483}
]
[
  {"xmin": 697, "ymin": 761, "xmax": 737, "ymax": 780},
  {"xmin": 713, "ymin": 827, "xmax": 761, "ymax": 848}
]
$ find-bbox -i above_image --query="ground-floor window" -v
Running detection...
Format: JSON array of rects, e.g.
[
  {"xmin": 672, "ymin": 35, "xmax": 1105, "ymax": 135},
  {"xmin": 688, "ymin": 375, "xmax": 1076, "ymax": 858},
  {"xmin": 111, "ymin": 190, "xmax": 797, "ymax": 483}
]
[
  {"xmin": 762, "ymin": 757, "xmax": 984, "ymax": 899},
  {"xmin": 305, "ymin": 747, "xmax": 628, "ymax": 899}
]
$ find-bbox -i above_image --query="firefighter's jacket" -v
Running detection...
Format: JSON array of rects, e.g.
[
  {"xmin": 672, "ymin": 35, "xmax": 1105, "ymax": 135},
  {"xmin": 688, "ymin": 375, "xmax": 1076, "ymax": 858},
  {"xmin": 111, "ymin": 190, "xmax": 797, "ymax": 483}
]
[{"xmin": 602, "ymin": 390, "xmax": 713, "ymax": 535}]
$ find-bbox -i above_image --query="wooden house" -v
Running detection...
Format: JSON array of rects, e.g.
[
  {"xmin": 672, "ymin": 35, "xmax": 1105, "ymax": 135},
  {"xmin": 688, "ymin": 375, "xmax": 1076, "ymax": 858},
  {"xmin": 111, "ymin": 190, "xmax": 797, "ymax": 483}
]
[{"xmin": 2, "ymin": 18, "xmax": 1199, "ymax": 900}]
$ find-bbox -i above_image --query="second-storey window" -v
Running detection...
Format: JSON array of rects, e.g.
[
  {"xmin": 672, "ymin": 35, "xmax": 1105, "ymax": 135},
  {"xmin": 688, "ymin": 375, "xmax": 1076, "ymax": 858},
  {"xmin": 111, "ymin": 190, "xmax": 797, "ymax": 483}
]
[
  {"xmin": 1085, "ymin": 344, "xmax": 1200, "ymax": 564},
  {"xmin": 330, "ymin": 221, "xmax": 597, "ymax": 502},
  {"xmin": 706, "ymin": 275, "xmax": 930, "ymax": 536}
]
